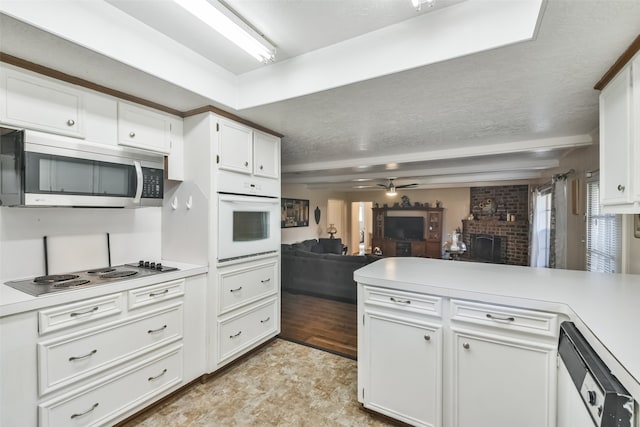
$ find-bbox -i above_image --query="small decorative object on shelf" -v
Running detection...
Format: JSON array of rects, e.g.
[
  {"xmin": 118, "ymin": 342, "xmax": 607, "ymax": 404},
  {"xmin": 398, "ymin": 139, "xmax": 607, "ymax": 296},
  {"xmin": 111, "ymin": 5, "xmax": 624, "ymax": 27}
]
[
  {"xmin": 314, "ymin": 206, "xmax": 321, "ymax": 224},
  {"xmin": 436, "ymin": 200, "xmax": 442, "ymax": 208},
  {"xmin": 373, "ymin": 246, "xmax": 383, "ymax": 255},
  {"xmin": 327, "ymin": 223, "xmax": 338, "ymax": 239},
  {"xmin": 401, "ymin": 195, "xmax": 411, "ymax": 208}
]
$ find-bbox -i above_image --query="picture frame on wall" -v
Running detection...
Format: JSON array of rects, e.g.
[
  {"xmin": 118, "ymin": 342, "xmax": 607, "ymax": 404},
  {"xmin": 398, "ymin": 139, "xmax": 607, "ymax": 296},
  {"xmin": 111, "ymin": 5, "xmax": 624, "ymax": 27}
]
[{"xmin": 281, "ymin": 198, "xmax": 310, "ymax": 228}]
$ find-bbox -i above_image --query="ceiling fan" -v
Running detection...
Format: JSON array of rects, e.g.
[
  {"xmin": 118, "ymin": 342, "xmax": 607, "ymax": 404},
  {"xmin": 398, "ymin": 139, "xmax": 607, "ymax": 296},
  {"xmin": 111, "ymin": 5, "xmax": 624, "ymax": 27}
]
[{"xmin": 377, "ymin": 179, "xmax": 418, "ymax": 196}]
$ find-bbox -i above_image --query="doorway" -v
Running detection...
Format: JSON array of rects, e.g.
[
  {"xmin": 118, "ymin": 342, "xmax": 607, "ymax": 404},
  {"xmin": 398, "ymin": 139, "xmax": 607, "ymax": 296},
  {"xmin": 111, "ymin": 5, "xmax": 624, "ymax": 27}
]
[{"xmin": 351, "ymin": 201, "xmax": 372, "ymax": 255}]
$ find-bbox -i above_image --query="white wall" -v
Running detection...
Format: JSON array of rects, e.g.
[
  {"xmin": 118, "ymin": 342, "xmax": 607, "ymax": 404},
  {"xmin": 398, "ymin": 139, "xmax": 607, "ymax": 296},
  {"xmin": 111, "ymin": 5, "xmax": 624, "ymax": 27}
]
[
  {"xmin": 0, "ymin": 207, "xmax": 161, "ymax": 281},
  {"xmin": 280, "ymin": 184, "xmax": 348, "ymax": 244}
]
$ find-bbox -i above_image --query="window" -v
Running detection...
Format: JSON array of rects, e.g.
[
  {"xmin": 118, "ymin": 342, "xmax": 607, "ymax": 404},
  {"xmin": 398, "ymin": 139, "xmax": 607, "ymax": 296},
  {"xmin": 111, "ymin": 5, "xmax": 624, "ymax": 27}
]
[{"xmin": 586, "ymin": 175, "xmax": 621, "ymax": 272}]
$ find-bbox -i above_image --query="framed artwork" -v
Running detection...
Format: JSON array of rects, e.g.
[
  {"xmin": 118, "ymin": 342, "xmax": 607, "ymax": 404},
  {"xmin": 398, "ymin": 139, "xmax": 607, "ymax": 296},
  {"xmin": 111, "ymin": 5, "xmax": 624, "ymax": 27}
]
[{"xmin": 281, "ymin": 198, "xmax": 309, "ymax": 228}]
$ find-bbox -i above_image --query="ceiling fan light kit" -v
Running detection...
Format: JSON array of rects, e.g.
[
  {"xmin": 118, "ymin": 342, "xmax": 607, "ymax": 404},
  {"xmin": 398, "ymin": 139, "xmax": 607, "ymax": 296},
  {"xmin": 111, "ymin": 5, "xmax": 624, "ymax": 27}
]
[{"xmin": 378, "ymin": 179, "xmax": 418, "ymax": 195}]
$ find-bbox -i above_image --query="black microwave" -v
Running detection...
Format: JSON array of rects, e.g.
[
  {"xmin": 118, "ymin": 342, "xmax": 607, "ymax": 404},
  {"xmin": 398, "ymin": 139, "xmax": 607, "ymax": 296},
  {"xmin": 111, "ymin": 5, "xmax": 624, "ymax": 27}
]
[{"xmin": 0, "ymin": 128, "xmax": 164, "ymax": 208}]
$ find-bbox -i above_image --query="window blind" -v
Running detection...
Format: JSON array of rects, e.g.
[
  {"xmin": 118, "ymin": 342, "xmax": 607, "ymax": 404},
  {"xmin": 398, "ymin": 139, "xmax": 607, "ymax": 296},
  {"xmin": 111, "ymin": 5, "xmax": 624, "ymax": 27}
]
[{"xmin": 585, "ymin": 176, "xmax": 621, "ymax": 273}]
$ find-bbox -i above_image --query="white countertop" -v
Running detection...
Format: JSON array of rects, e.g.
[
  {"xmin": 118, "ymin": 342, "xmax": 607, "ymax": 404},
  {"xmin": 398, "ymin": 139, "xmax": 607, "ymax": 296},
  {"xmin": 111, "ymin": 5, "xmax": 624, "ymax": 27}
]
[
  {"xmin": 354, "ymin": 257, "xmax": 640, "ymax": 399},
  {"xmin": 0, "ymin": 260, "xmax": 208, "ymax": 317}
]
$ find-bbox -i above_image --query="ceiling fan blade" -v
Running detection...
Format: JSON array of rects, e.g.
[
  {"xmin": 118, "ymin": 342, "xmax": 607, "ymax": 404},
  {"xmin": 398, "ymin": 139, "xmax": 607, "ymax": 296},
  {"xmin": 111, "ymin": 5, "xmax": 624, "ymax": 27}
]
[
  {"xmin": 396, "ymin": 183, "xmax": 418, "ymax": 189},
  {"xmin": 376, "ymin": 184, "xmax": 388, "ymax": 188}
]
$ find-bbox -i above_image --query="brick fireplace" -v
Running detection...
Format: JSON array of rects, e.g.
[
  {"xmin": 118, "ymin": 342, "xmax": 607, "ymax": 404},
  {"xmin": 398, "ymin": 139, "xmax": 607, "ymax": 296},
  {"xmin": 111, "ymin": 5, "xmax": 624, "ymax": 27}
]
[{"xmin": 462, "ymin": 185, "xmax": 530, "ymax": 266}]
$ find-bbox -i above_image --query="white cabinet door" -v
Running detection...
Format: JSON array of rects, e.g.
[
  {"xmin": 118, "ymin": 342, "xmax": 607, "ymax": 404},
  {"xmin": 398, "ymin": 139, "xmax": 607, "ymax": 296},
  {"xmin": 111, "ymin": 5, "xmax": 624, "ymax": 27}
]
[
  {"xmin": 253, "ymin": 131, "xmax": 279, "ymax": 179},
  {"xmin": 167, "ymin": 118, "xmax": 184, "ymax": 181},
  {"xmin": 632, "ymin": 55, "xmax": 640, "ymax": 202},
  {"xmin": 364, "ymin": 311, "xmax": 442, "ymax": 427},
  {"xmin": 1, "ymin": 68, "xmax": 84, "ymax": 137},
  {"xmin": 118, "ymin": 102, "xmax": 171, "ymax": 154},
  {"xmin": 217, "ymin": 118, "xmax": 253, "ymax": 174},
  {"xmin": 600, "ymin": 65, "xmax": 632, "ymax": 206},
  {"xmin": 451, "ymin": 329, "xmax": 556, "ymax": 427}
]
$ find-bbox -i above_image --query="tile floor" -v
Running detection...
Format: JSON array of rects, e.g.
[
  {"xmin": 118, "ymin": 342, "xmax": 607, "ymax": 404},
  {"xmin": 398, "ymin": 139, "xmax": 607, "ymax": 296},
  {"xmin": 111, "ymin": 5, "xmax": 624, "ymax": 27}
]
[{"xmin": 122, "ymin": 339, "xmax": 396, "ymax": 426}]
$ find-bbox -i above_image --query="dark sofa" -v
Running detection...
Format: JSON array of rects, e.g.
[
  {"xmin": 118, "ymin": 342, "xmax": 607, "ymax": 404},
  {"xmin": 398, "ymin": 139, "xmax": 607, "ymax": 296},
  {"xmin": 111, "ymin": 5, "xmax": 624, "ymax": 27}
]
[{"xmin": 281, "ymin": 238, "xmax": 381, "ymax": 304}]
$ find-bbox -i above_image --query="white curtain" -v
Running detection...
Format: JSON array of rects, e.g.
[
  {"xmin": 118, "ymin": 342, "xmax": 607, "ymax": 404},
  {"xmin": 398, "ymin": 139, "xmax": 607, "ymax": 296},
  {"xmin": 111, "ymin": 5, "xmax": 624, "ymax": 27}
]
[
  {"xmin": 554, "ymin": 178, "xmax": 568, "ymax": 269},
  {"xmin": 530, "ymin": 187, "xmax": 551, "ymax": 268}
]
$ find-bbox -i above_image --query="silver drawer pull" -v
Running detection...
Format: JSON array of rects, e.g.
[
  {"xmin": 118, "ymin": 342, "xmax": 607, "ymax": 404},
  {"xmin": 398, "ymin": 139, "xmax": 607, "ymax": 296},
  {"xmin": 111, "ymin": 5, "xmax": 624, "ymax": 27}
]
[
  {"xmin": 129, "ymin": 131, "xmax": 136, "ymax": 138},
  {"xmin": 390, "ymin": 297, "xmax": 411, "ymax": 304},
  {"xmin": 486, "ymin": 313, "xmax": 515, "ymax": 322},
  {"xmin": 424, "ymin": 335, "xmax": 431, "ymax": 341},
  {"xmin": 230, "ymin": 286, "xmax": 243, "ymax": 293},
  {"xmin": 149, "ymin": 289, "xmax": 169, "ymax": 297},
  {"xmin": 70, "ymin": 402, "xmax": 99, "ymax": 419},
  {"xmin": 244, "ymin": 161, "xmax": 249, "ymax": 167},
  {"xmin": 148, "ymin": 325, "xmax": 167, "ymax": 334},
  {"xmin": 148, "ymin": 369, "xmax": 167, "ymax": 381},
  {"xmin": 66, "ymin": 119, "xmax": 75, "ymax": 126},
  {"xmin": 617, "ymin": 184, "xmax": 625, "ymax": 192},
  {"xmin": 70, "ymin": 306, "xmax": 99, "ymax": 317},
  {"xmin": 230, "ymin": 331, "xmax": 242, "ymax": 338},
  {"xmin": 260, "ymin": 278, "xmax": 271, "ymax": 283},
  {"xmin": 69, "ymin": 349, "xmax": 97, "ymax": 362},
  {"xmin": 463, "ymin": 342, "xmax": 470, "ymax": 349},
  {"xmin": 260, "ymin": 317, "xmax": 271, "ymax": 324}
]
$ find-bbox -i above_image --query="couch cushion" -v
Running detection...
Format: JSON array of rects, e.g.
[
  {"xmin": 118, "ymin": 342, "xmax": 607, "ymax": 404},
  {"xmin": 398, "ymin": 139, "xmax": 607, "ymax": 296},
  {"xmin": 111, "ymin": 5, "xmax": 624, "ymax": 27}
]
[{"xmin": 318, "ymin": 238, "xmax": 343, "ymax": 254}]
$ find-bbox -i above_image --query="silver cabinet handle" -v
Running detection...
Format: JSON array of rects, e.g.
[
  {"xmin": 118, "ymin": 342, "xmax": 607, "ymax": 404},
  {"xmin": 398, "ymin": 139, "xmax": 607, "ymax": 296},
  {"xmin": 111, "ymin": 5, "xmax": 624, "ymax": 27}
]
[
  {"xmin": 424, "ymin": 335, "xmax": 431, "ymax": 341},
  {"xmin": 486, "ymin": 313, "xmax": 515, "ymax": 322},
  {"xmin": 129, "ymin": 131, "xmax": 136, "ymax": 138},
  {"xmin": 133, "ymin": 160, "xmax": 143, "ymax": 204},
  {"xmin": 148, "ymin": 325, "xmax": 167, "ymax": 334},
  {"xmin": 230, "ymin": 331, "xmax": 242, "ymax": 338},
  {"xmin": 617, "ymin": 184, "xmax": 625, "ymax": 192},
  {"xmin": 70, "ymin": 402, "xmax": 99, "ymax": 419},
  {"xmin": 230, "ymin": 286, "xmax": 243, "ymax": 293},
  {"xmin": 260, "ymin": 278, "xmax": 271, "ymax": 283},
  {"xmin": 260, "ymin": 317, "xmax": 271, "ymax": 324},
  {"xmin": 149, "ymin": 289, "xmax": 169, "ymax": 297},
  {"xmin": 69, "ymin": 349, "xmax": 97, "ymax": 362},
  {"xmin": 244, "ymin": 161, "xmax": 249, "ymax": 167},
  {"xmin": 390, "ymin": 297, "xmax": 411, "ymax": 304},
  {"xmin": 66, "ymin": 119, "xmax": 75, "ymax": 126},
  {"xmin": 463, "ymin": 342, "xmax": 470, "ymax": 349},
  {"xmin": 148, "ymin": 368, "xmax": 167, "ymax": 381},
  {"xmin": 70, "ymin": 306, "xmax": 99, "ymax": 317},
  {"xmin": 260, "ymin": 165, "xmax": 264, "ymax": 170}
]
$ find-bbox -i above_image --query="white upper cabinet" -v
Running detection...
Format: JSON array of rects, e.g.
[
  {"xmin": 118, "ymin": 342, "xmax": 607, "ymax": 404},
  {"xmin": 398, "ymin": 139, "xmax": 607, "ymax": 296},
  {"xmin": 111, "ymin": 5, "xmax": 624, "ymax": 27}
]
[
  {"xmin": 0, "ymin": 67, "xmax": 84, "ymax": 137},
  {"xmin": 117, "ymin": 101, "xmax": 172, "ymax": 154},
  {"xmin": 253, "ymin": 131, "xmax": 280, "ymax": 179},
  {"xmin": 217, "ymin": 118, "xmax": 253, "ymax": 174},
  {"xmin": 599, "ymin": 52, "xmax": 640, "ymax": 212}
]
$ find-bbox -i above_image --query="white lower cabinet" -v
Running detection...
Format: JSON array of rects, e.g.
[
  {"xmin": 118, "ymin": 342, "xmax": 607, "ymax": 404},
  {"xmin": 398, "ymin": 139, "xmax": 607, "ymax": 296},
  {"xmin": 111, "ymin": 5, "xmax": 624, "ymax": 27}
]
[
  {"xmin": 364, "ymin": 311, "xmax": 442, "ymax": 427},
  {"xmin": 358, "ymin": 285, "xmax": 561, "ymax": 427},
  {"xmin": 450, "ymin": 328, "xmax": 556, "ymax": 427},
  {"xmin": 0, "ymin": 274, "xmax": 207, "ymax": 427}
]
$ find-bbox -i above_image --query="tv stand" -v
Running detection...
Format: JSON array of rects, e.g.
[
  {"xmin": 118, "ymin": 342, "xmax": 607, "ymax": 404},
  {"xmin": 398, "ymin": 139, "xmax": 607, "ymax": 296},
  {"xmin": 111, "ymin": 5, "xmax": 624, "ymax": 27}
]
[{"xmin": 372, "ymin": 206, "xmax": 444, "ymax": 258}]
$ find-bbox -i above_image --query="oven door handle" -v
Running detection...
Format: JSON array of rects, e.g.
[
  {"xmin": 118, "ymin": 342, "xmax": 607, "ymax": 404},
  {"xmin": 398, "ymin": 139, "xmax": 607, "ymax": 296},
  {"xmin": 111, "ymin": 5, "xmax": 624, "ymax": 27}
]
[
  {"xmin": 133, "ymin": 161, "xmax": 143, "ymax": 204},
  {"xmin": 219, "ymin": 195, "xmax": 278, "ymax": 205}
]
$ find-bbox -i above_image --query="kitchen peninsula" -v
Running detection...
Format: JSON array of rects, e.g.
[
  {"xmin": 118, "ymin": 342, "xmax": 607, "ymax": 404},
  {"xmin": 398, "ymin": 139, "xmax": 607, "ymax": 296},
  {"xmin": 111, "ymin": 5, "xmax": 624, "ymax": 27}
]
[{"xmin": 355, "ymin": 257, "xmax": 640, "ymax": 427}]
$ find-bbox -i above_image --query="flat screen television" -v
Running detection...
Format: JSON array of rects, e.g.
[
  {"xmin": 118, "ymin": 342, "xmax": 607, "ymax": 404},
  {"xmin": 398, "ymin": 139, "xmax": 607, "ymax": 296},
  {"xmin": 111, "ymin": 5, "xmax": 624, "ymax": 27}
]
[{"xmin": 384, "ymin": 216, "xmax": 424, "ymax": 240}]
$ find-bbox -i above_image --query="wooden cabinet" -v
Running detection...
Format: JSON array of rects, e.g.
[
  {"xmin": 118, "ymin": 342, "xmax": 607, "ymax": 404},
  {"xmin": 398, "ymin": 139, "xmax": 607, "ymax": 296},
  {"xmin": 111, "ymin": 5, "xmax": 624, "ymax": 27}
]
[
  {"xmin": 358, "ymin": 285, "xmax": 561, "ymax": 427},
  {"xmin": 0, "ymin": 67, "xmax": 84, "ymax": 137},
  {"xmin": 360, "ymin": 286, "xmax": 443, "ymax": 427},
  {"xmin": 117, "ymin": 101, "xmax": 172, "ymax": 154},
  {"xmin": 371, "ymin": 207, "xmax": 443, "ymax": 258},
  {"xmin": 599, "ymin": 51, "xmax": 640, "ymax": 213},
  {"xmin": 0, "ymin": 274, "xmax": 207, "ymax": 427}
]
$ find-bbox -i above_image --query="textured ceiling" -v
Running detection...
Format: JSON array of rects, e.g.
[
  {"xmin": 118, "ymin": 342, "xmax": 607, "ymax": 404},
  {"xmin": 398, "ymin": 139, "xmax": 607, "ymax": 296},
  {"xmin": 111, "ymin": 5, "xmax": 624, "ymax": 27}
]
[{"xmin": 1, "ymin": 0, "xmax": 639, "ymax": 190}]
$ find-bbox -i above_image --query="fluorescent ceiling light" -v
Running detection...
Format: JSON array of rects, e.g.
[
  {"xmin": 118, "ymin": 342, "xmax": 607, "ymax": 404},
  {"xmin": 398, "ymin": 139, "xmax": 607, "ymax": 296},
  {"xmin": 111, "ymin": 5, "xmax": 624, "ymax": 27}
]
[{"xmin": 173, "ymin": 0, "xmax": 276, "ymax": 63}]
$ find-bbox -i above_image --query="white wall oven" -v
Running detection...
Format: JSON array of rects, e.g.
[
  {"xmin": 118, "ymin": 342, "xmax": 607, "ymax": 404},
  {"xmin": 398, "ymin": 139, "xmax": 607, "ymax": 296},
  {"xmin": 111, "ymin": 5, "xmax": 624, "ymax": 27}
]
[{"xmin": 217, "ymin": 193, "xmax": 280, "ymax": 262}]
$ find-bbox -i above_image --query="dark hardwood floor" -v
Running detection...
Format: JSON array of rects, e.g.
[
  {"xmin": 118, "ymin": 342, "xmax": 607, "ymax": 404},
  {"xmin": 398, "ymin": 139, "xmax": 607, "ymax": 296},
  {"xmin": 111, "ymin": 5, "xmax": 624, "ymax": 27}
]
[{"xmin": 280, "ymin": 291, "xmax": 358, "ymax": 359}]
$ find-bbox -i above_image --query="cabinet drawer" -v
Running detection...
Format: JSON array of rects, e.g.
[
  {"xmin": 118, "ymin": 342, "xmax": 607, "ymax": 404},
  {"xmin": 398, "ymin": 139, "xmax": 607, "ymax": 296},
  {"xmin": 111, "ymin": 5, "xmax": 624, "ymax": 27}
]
[
  {"xmin": 39, "ymin": 345, "xmax": 182, "ymax": 427},
  {"xmin": 128, "ymin": 279, "xmax": 184, "ymax": 310},
  {"xmin": 39, "ymin": 303, "xmax": 182, "ymax": 395},
  {"xmin": 450, "ymin": 299, "xmax": 559, "ymax": 338},
  {"xmin": 218, "ymin": 298, "xmax": 278, "ymax": 363},
  {"xmin": 38, "ymin": 293, "xmax": 124, "ymax": 335},
  {"xmin": 218, "ymin": 260, "xmax": 277, "ymax": 314},
  {"xmin": 363, "ymin": 286, "xmax": 442, "ymax": 318}
]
